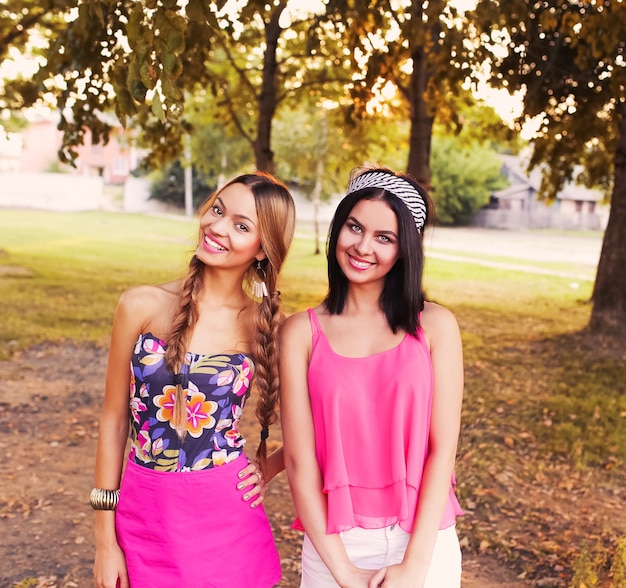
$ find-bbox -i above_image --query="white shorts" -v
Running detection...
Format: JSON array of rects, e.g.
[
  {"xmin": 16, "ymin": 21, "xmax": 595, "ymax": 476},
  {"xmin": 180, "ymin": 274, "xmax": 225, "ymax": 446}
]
[{"xmin": 301, "ymin": 524, "xmax": 462, "ymax": 588}]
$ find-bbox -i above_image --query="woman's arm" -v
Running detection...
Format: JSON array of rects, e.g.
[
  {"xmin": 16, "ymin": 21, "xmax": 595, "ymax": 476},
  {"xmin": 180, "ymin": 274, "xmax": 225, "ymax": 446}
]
[
  {"xmin": 371, "ymin": 302, "xmax": 464, "ymax": 588},
  {"xmin": 280, "ymin": 312, "xmax": 376, "ymax": 588},
  {"xmin": 93, "ymin": 288, "xmax": 149, "ymax": 588}
]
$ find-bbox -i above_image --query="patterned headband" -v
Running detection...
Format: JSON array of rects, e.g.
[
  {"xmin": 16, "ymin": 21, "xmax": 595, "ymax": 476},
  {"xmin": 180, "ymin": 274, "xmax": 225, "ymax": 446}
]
[{"xmin": 346, "ymin": 171, "xmax": 427, "ymax": 233}]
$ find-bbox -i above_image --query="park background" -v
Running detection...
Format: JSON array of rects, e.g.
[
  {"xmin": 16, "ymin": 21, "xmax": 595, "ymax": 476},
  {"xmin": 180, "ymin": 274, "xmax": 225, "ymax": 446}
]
[
  {"xmin": 1, "ymin": 208, "xmax": 625, "ymax": 587},
  {"xmin": 1, "ymin": 0, "xmax": 626, "ymax": 586}
]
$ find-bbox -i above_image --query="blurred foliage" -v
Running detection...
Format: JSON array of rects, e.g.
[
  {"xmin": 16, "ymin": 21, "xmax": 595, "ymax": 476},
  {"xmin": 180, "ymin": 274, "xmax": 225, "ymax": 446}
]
[
  {"xmin": 148, "ymin": 160, "xmax": 214, "ymax": 210},
  {"xmin": 430, "ymin": 137, "xmax": 507, "ymax": 225},
  {"xmin": 1, "ymin": 0, "xmax": 505, "ymax": 183},
  {"xmin": 429, "ymin": 99, "xmax": 518, "ymax": 225}
]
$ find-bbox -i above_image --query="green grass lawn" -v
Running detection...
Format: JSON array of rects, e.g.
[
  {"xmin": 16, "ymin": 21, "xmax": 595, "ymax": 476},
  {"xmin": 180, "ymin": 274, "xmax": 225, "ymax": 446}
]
[
  {"xmin": 1, "ymin": 209, "xmax": 625, "ymax": 584},
  {"xmin": 0, "ymin": 209, "xmax": 597, "ymax": 354}
]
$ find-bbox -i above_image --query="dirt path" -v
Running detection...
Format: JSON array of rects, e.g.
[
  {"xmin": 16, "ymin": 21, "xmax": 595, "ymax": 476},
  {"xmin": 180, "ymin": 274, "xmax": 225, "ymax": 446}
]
[{"xmin": 0, "ymin": 341, "xmax": 527, "ymax": 588}]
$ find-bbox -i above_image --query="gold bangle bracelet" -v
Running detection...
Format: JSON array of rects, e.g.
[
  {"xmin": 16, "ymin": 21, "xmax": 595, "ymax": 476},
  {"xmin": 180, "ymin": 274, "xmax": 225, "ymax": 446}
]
[{"xmin": 89, "ymin": 488, "xmax": 120, "ymax": 511}]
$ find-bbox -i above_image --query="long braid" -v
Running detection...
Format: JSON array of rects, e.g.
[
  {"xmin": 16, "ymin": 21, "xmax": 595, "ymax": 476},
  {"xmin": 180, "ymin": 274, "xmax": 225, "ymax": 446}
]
[
  {"xmin": 165, "ymin": 255, "xmax": 204, "ymax": 439},
  {"xmin": 250, "ymin": 287, "xmax": 282, "ymax": 471},
  {"xmin": 244, "ymin": 174, "xmax": 296, "ymax": 474}
]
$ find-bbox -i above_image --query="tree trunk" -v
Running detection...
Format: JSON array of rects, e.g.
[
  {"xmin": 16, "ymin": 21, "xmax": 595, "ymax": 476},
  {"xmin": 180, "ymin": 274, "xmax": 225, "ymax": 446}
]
[
  {"xmin": 183, "ymin": 134, "xmax": 193, "ymax": 217},
  {"xmin": 590, "ymin": 105, "xmax": 626, "ymax": 335},
  {"xmin": 406, "ymin": 47, "xmax": 434, "ymax": 188},
  {"xmin": 312, "ymin": 157, "xmax": 323, "ymax": 255},
  {"xmin": 217, "ymin": 151, "xmax": 227, "ymax": 189},
  {"xmin": 254, "ymin": 2, "xmax": 287, "ymax": 173}
]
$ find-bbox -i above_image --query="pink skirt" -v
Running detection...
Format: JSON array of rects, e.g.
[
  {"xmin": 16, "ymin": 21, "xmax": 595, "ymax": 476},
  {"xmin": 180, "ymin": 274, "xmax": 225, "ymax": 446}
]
[{"xmin": 116, "ymin": 454, "xmax": 281, "ymax": 588}]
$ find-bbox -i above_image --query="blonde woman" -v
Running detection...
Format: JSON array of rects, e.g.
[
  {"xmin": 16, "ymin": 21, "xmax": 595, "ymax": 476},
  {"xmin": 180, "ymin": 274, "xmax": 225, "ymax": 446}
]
[{"xmin": 93, "ymin": 172, "xmax": 296, "ymax": 588}]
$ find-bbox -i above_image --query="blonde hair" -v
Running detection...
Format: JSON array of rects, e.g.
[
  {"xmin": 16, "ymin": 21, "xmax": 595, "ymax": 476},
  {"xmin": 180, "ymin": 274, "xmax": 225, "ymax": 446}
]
[{"xmin": 164, "ymin": 172, "xmax": 296, "ymax": 472}]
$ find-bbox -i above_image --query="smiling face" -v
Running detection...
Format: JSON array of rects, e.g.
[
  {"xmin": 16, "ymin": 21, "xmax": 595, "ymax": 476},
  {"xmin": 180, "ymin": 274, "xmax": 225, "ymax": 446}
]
[
  {"xmin": 335, "ymin": 197, "xmax": 400, "ymax": 287},
  {"xmin": 195, "ymin": 182, "xmax": 265, "ymax": 271}
]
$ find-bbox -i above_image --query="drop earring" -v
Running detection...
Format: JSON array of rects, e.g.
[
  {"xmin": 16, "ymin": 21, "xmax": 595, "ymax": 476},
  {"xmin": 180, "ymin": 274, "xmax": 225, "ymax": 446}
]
[{"xmin": 252, "ymin": 260, "xmax": 269, "ymax": 299}]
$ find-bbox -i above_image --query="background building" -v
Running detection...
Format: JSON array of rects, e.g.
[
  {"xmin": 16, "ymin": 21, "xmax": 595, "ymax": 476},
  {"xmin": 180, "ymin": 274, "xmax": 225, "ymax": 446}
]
[{"xmin": 473, "ymin": 153, "xmax": 608, "ymax": 231}]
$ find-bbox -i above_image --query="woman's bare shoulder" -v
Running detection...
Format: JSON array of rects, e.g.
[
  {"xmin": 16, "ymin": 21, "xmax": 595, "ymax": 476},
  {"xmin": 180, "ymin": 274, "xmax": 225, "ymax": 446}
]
[
  {"xmin": 116, "ymin": 280, "xmax": 181, "ymax": 330},
  {"xmin": 275, "ymin": 301, "xmax": 317, "ymax": 327},
  {"xmin": 120, "ymin": 280, "xmax": 178, "ymax": 307},
  {"xmin": 280, "ymin": 305, "xmax": 323, "ymax": 344},
  {"xmin": 421, "ymin": 300, "xmax": 460, "ymax": 340},
  {"xmin": 422, "ymin": 300, "xmax": 456, "ymax": 320},
  {"xmin": 281, "ymin": 308, "xmax": 310, "ymax": 331}
]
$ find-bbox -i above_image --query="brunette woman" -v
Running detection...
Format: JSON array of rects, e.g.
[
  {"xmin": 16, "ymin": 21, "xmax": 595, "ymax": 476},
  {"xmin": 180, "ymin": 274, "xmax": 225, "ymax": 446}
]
[{"xmin": 280, "ymin": 165, "xmax": 464, "ymax": 588}]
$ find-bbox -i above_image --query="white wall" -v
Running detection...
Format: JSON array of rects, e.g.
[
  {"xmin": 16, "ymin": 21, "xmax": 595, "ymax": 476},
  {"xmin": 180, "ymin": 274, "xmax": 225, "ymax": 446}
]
[
  {"xmin": 123, "ymin": 176, "xmax": 153, "ymax": 212},
  {"xmin": 472, "ymin": 207, "xmax": 607, "ymax": 231},
  {"xmin": 0, "ymin": 172, "xmax": 104, "ymax": 211}
]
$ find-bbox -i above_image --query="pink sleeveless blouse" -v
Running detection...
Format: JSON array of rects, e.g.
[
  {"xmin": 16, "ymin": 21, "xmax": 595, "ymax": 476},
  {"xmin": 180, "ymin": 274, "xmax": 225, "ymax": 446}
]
[{"xmin": 300, "ymin": 308, "xmax": 463, "ymax": 534}]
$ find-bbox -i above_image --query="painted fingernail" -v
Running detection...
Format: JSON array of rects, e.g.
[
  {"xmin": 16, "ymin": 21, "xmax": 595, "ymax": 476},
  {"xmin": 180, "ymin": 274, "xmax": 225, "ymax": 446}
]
[
  {"xmin": 243, "ymin": 494, "xmax": 249, "ymax": 500},
  {"xmin": 238, "ymin": 472, "xmax": 244, "ymax": 478},
  {"xmin": 237, "ymin": 483, "xmax": 243, "ymax": 490}
]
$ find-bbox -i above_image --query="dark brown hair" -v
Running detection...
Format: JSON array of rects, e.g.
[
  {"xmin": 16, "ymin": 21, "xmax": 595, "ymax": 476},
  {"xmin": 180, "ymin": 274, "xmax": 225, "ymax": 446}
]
[{"xmin": 325, "ymin": 165, "xmax": 433, "ymax": 335}]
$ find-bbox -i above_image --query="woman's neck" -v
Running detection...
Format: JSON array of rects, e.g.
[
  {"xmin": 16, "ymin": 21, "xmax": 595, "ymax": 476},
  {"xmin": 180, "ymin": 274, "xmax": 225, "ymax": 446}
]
[
  {"xmin": 196, "ymin": 266, "xmax": 249, "ymax": 309},
  {"xmin": 343, "ymin": 283, "xmax": 384, "ymax": 316}
]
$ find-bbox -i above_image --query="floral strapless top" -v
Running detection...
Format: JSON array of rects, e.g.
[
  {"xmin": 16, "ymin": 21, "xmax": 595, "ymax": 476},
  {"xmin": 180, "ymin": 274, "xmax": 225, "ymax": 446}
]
[{"xmin": 128, "ymin": 333, "xmax": 254, "ymax": 472}]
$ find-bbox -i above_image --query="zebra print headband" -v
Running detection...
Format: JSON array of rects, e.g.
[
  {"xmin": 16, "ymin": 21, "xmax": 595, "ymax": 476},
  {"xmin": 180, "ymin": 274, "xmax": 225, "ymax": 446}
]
[{"xmin": 346, "ymin": 171, "xmax": 427, "ymax": 233}]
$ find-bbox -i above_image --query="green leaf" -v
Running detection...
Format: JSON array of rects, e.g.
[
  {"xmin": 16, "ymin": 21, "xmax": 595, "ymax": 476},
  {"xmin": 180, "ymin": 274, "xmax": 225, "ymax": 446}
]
[
  {"xmin": 114, "ymin": 92, "xmax": 131, "ymax": 126},
  {"xmin": 127, "ymin": 4, "xmax": 145, "ymax": 49},
  {"xmin": 128, "ymin": 64, "xmax": 148, "ymax": 102},
  {"xmin": 162, "ymin": 52, "xmax": 182, "ymax": 77},
  {"xmin": 161, "ymin": 73, "xmax": 183, "ymax": 102},
  {"xmin": 140, "ymin": 61, "xmax": 158, "ymax": 90},
  {"xmin": 89, "ymin": 0, "xmax": 104, "ymax": 25},
  {"xmin": 186, "ymin": 0, "xmax": 211, "ymax": 22},
  {"xmin": 151, "ymin": 92, "xmax": 165, "ymax": 121},
  {"xmin": 165, "ymin": 12, "xmax": 187, "ymax": 54}
]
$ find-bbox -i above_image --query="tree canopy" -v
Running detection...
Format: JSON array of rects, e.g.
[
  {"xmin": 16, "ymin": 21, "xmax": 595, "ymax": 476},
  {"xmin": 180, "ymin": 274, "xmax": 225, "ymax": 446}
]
[
  {"xmin": 1, "ymin": 0, "xmax": 351, "ymax": 172},
  {"xmin": 1, "ymin": 0, "xmax": 483, "ymax": 180},
  {"xmin": 323, "ymin": 0, "xmax": 473, "ymax": 186}
]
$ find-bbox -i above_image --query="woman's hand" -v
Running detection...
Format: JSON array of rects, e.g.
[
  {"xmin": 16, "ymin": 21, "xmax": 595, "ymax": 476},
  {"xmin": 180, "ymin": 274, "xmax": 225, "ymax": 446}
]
[
  {"xmin": 237, "ymin": 460, "xmax": 266, "ymax": 508},
  {"xmin": 336, "ymin": 566, "xmax": 380, "ymax": 588},
  {"xmin": 368, "ymin": 563, "xmax": 426, "ymax": 588},
  {"xmin": 93, "ymin": 542, "xmax": 129, "ymax": 588}
]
